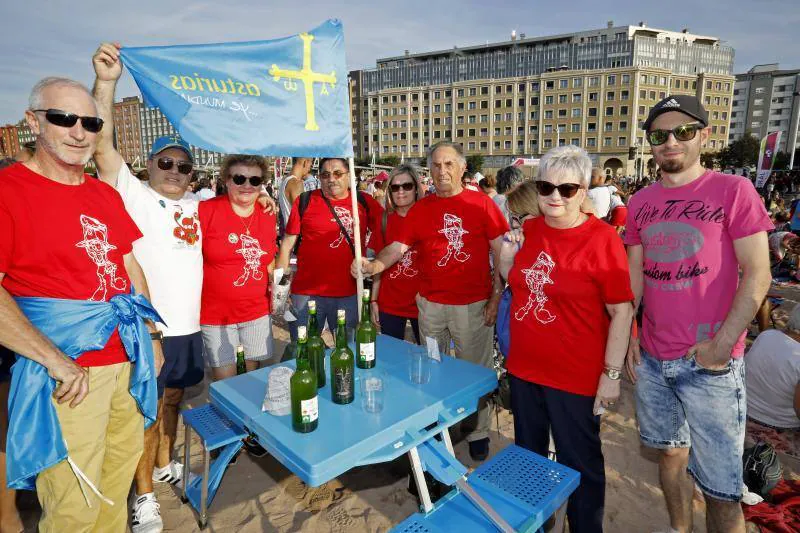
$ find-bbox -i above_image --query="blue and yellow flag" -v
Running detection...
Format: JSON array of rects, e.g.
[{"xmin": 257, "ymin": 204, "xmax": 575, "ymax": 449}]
[{"xmin": 120, "ymin": 19, "xmax": 353, "ymax": 157}]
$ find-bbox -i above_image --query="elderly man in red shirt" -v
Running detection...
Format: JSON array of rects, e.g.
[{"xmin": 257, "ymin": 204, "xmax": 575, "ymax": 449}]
[{"xmin": 354, "ymin": 141, "xmax": 508, "ymax": 461}]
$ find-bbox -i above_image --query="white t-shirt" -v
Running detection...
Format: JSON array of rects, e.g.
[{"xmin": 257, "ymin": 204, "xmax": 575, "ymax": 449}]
[
  {"xmin": 587, "ymin": 185, "xmax": 623, "ymax": 219},
  {"xmin": 746, "ymin": 329, "xmax": 800, "ymax": 429},
  {"xmin": 197, "ymin": 187, "xmax": 215, "ymax": 201},
  {"xmin": 114, "ymin": 165, "xmax": 203, "ymax": 337}
]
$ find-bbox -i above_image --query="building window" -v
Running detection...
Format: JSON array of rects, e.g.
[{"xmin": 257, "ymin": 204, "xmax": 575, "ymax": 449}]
[
  {"xmin": 558, "ymin": 109, "xmax": 567, "ymax": 117},
  {"xmin": 588, "ymin": 108, "xmax": 597, "ymax": 117},
  {"xmin": 622, "ymin": 74, "xmax": 630, "ymax": 84},
  {"xmin": 587, "ymin": 122, "xmax": 597, "ymax": 132},
  {"xmin": 605, "ymin": 106, "xmax": 614, "ymax": 116},
  {"xmin": 544, "ymin": 139, "xmax": 553, "ymax": 148},
  {"xmin": 573, "ymin": 78, "xmax": 583, "ymax": 88},
  {"xmin": 604, "ymin": 122, "xmax": 613, "ymax": 132},
  {"xmin": 619, "ymin": 121, "xmax": 627, "ymax": 131},
  {"xmin": 571, "ymin": 123, "xmax": 581, "ymax": 133},
  {"xmin": 606, "ymin": 91, "xmax": 615, "ymax": 101},
  {"xmin": 530, "ymin": 82, "xmax": 539, "ymax": 91},
  {"xmin": 545, "ymin": 81, "xmax": 554, "ymax": 90},
  {"xmin": 621, "ymin": 90, "xmax": 629, "ymax": 100},
  {"xmin": 572, "ymin": 93, "xmax": 582, "ymax": 103},
  {"xmin": 544, "ymin": 124, "xmax": 553, "ymax": 133},
  {"xmin": 572, "ymin": 108, "xmax": 581, "ymax": 118},
  {"xmin": 560, "ymin": 79, "xmax": 569, "ymax": 89},
  {"xmin": 589, "ymin": 92, "xmax": 598, "ymax": 101},
  {"xmin": 618, "ymin": 137, "xmax": 627, "ymax": 146},
  {"xmin": 559, "ymin": 94, "xmax": 568, "ymax": 104},
  {"xmin": 607, "ymin": 75, "xmax": 616, "ymax": 86},
  {"xmin": 457, "ymin": 89, "xmax": 465, "ymax": 97},
  {"xmin": 586, "ymin": 137, "xmax": 597, "ymax": 147},
  {"xmin": 545, "ymin": 95, "xmax": 554, "ymax": 105},
  {"xmin": 468, "ymin": 115, "xmax": 477, "ymax": 124},
  {"xmin": 589, "ymin": 76, "xmax": 599, "ymax": 87},
  {"xmin": 604, "ymin": 137, "xmax": 612, "ymax": 146},
  {"xmin": 531, "ymin": 97, "xmax": 540, "ymax": 106}
]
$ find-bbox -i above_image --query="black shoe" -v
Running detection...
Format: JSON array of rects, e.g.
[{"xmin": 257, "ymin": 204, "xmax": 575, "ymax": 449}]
[
  {"xmin": 468, "ymin": 438, "xmax": 490, "ymax": 461},
  {"xmin": 243, "ymin": 436, "xmax": 268, "ymax": 458},
  {"xmin": 407, "ymin": 471, "xmax": 449, "ymax": 503}
]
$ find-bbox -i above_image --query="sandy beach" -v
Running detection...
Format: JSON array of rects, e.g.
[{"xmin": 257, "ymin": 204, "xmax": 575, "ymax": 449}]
[{"xmin": 12, "ymin": 283, "xmax": 800, "ymax": 532}]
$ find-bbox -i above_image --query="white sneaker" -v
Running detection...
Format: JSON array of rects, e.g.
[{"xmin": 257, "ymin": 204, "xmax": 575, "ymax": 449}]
[
  {"xmin": 153, "ymin": 460, "xmax": 199, "ymax": 489},
  {"xmin": 131, "ymin": 493, "xmax": 163, "ymax": 533}
]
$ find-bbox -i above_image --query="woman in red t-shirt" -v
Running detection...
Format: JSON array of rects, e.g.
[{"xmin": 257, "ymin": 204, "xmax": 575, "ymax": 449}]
[
  {"xmin": 199, "ymin": 155, "xmax": 277, "ymax": 382},
  {"xmin": 371, "ymin": 164, "xmax": 424, "ymax": 343},
  {"xmin": 499, "ymin": 146, "xmax": 634, "ymax": 533}
]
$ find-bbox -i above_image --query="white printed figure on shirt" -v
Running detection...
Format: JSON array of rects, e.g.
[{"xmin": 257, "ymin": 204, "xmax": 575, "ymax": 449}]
[
  {"xmin": 390, "ymin": 250, "xmax": 419, "ymax": 279},
  {"xmin": 234, "ymin": 234, "xmax": 268, "ymax": 286},
  {"xmin": 515, "ymin": 251, "xmax": 556, "ymax": 324},
  {"xmin": 437, "ymin": 213, "xmax": 470, "ymax": 267},
  {"xmin": 330, "ymin": 206, "xmax": 354, "ymax": 249},
  {"xmin": 75, "ymin": 214, "xmax": 127, "ymax": 301}
]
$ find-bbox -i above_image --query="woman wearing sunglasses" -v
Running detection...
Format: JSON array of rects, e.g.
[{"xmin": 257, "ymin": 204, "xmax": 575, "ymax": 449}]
[
  {"xmin": 198, "ymin": 155, "xmax": 278, "ymax": 381},
  {"xmin": 498, "ymin": 145, "xmax": 633, "ymax": 533},
  {"xmin": 370, "ymin": 164, "xmax": 424, "ymax": 343}
]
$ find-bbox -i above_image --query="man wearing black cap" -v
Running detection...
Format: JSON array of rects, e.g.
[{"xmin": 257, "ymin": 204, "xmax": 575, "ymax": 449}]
[{"xmin": 624, "ymin": 95, "xmax": 772, "ymax": 532}]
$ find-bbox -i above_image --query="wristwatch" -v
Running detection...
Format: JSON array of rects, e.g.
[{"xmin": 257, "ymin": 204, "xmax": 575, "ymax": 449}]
[
  {"xmin": 150, "ymin": 330, "xmax": 164, "ymax": 342},
  {"xmin": 603, "ymin": 367, "xmax": 621, "ymax": 380}
]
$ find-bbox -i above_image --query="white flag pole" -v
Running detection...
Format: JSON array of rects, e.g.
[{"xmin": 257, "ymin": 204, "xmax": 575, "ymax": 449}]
[{"xmin": 348, "ymin": 157, "xmax": 365, "ymax": 318}]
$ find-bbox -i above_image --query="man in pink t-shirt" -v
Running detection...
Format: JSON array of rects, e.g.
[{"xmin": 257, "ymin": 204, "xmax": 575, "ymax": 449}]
[{"xmin": 625, "ymin": 95, "xmax": 772, "ymax": 533}]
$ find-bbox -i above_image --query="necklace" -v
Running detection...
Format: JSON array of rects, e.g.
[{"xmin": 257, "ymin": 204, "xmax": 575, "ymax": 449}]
[{"xmin": 235, "ymin": 208, "xmax": 256, "ymax": 236}]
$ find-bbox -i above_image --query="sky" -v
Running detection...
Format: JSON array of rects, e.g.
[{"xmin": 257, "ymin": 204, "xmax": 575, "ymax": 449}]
[{"xmin": 2, "ymin": 0, "xmax": 798, "ymax": 124}]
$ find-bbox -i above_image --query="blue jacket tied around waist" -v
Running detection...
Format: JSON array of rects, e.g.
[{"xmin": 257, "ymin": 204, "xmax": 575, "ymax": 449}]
[{"xmin": 7, "ymin": 293, "xmax": 161, "ymax": 490}]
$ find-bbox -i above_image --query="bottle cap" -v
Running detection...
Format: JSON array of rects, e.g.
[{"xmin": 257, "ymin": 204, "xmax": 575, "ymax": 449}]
[
  {"xmin": 236, "ymin": 344, "xmax": 244, "ymax": 353},
  {"xmin": 337, "ymin": 309, "xmax": 346, "ymax": 321},
  {"xmin": 297, "ymin": 325, "xmax": 307, "ymax": 340},
  {"xmin": 362, "ymin": 288, "xmax": 370, "ymax": 299},
  {"xmin": 308, "ymin": 300, "xmax": 316, "ymax": 312}
]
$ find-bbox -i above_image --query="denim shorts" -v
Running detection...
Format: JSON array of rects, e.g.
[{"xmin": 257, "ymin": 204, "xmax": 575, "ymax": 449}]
[{"xmin": 634, "ymin": 349, "xmax": 746, "ymax": 502}]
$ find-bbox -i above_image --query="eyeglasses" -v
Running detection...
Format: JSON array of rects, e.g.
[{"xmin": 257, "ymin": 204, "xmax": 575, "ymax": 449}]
[
  {"xmin": 156, "ymin": 157, "xmax": 193, "ymax": 175},
  {"xmin": 390, "ymin": 182, "xmax": 415, "ymax": 193},
  {"xmin": 319, "ymin": 170, "xmax": 347, "ymax": 179},
  {"xmin": 509, "ymin": 213, "xmax": 525, "ymax": 228},
  {"xmin": 33, "ymin": 109, "xmax": 104, "ymax": 133},
  {"xmin": 534, "ymin": 181, "xmax": 582, "ymax": 198},
  {"xmin": 647, "ymin": 123, "xmax": 703, "ymax": 146},
  {"xmin": 230, "ymin": 174, "xmax": 264, "ymax": 187}
]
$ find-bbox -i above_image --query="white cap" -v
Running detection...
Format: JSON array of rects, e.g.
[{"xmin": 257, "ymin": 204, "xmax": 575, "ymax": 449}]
[
  {"xmin": 236, "ymin": 344, "xmax": 244, "ymax": 353},
  {"xmin": 298, "ymin": 325, "xmax": 307, "ymax": 339},
  {"xmin": 337, "ymin": 309, "xmax": 346, "ymax": 321},
  {"xmin": 308, "ymin": 300, "xmax": 316, "ymax": 312},
  {"xmin": 363, "ymin": 288, "xmax": 370, "ymax": 299}
]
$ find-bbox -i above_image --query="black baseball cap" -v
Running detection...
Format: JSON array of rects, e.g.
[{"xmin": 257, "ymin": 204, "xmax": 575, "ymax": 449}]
[{"xmin": 643, "ymin": 95, "xmax": 709, "ymax": 131}]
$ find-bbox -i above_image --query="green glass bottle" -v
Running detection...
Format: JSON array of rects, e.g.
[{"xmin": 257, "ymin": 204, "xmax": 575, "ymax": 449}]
[
  {"xmin": 235, "ymin": 345, "xmax": 247, "ymax": 375},
  {"xmin": 290, "ymin": 326, "xmax": 319, "ymax": 433},
  {"xmin": 330, "ymin": 309, "xmax": 354, "ymax": 405},
  {"xmin": 356, "ymin": 289, "xmax": 377, "ymax": 369},
  {"xmin": 307, "ymin": 300, "xmax": 326, "ymax": 388}
]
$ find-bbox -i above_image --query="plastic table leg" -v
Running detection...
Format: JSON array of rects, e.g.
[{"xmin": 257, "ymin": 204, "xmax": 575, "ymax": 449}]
[
  {"xmin": 182, "ymin": 422, "xmax": 190, "ymax": 503},
  {"xmin": 408, "ymin": 446, "xmax": 434, "ymax": 512}
]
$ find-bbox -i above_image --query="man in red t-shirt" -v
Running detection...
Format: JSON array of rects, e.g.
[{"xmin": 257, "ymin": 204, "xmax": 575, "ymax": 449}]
[
  {"xmin": 277, "ymin": 158, "xmax": 383, "ymax": 341},
  {"xmin": 355, "ymin": 141, "xmax": 509, "ymax": 461},
  {"xmin": 0, "ymin": 77, "xmax": 162, "ymax": 532}
]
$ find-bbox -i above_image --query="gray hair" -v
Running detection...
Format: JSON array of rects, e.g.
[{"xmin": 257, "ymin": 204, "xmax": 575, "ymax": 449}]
[
  {"xmin": 788, "ymin": 305, "xmax": 800, "ymax": 333},
  {"xmin": 496, "ymin": 165, "xmax": 524, "ymax": 194},
  {"xmin": 426, "ymin": 141, "xmax": 467, "ymax": 169},
  {"xmin": 537, "ymin": 145, "xmax": 592, "ymax": 188},
  {"xmin": 29, "ymin": 77, "xmax": 96, "ymax": 111}
]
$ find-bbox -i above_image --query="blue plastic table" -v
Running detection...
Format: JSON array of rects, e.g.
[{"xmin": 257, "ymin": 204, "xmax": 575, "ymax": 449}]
[{"xmin": 210, "ymin": 334, "xmax": 496, "ymax": 487}]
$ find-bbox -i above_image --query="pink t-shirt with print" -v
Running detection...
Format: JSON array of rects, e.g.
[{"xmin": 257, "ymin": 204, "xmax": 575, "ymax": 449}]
[{"xmin": 625, "ymin": 171, "xmax": 773, "ymax": 361}]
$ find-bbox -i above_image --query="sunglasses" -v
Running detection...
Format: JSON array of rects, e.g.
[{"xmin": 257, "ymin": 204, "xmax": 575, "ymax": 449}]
[
  {"xmin": 156, "ymin": 157, "xmax": 193, "ymax": 175},
  {"xmin": 509, "ymin": 213, "xmax": 525, "ymax": 228},
  {"xmin": 319, "ymin": 170, "xmax": 347, "ymax": 179},
  {"xmin": 390, "ymin": 182, "xmax": 415, "ymax": 193},
  {"xmin": 33, "ymin": 108, "xmax": 104, "ymax": 133},
  {"xmin": 230, "ymin": 174, "xmax": 264, "ymax": 187},
  {"xmin": 534, "ymin": 181, "xmax": 582, "ymax": 198},
  {"xmin": 647, "ymin": 123, "xmax": 703, "ymax": 146}
]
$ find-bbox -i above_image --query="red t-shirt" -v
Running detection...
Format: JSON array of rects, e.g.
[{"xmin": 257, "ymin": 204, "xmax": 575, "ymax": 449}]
[
  {"xmin": 507, "ymin": 216, "xmax": 633, "ymax": 396},
  {"xmin": 398, "ymin": 189, "xmax": 508, "ymax": 305},
  {"xmin": 0, "ymin": 163, "xmax": 142, "ymax": 367},
  {"xmin": 198, "ymin": 196, "xmax": 277, "ymax": 325},
  {"xmin": 286, "ymin": 191, "xmax": 383, "ymax": 297},
  {"xmin": 377, "ymin": 212, "xmax": 420, "ymax": 318}
]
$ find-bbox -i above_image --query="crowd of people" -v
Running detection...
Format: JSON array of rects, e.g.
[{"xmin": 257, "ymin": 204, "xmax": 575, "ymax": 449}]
[{"xmin": 0, "ymin": 41, "xmax": 795, "ymax": 533}]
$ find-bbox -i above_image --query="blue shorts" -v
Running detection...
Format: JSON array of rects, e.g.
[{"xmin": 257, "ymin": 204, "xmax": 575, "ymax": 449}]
[
  {"xmin": 288, "ymin": 294, "xmax": 358, "ymax": 342},
  {"xmin": 157, "ymin": 332, "xmax": 205, "ymax": 397},
  {"xmin": 634, "ymin": 349, "xmax": 746, "ymax": 502}
]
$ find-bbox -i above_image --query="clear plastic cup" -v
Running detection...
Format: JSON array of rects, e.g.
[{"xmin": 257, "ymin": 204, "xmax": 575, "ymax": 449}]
[
  {"xmin": 360, "ymin": 371, "xmax": 385, "ymax": 413},
  {"xmin": 408, "ymin": 346, "xmax": 431, "ymax": 385}
]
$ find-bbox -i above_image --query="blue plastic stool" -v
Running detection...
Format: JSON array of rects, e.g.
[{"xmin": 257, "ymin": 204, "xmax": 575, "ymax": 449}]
[
  {"xmin": 393, "ymin": 445, "xmax": 580, "ymax": 533},
  {"xmin": 181, "ymin": 404, "xmax": 247, "ymax": 529}
]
